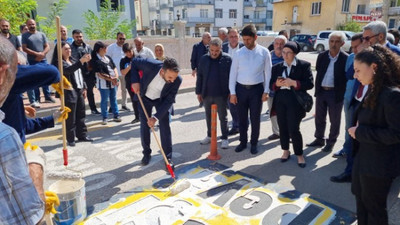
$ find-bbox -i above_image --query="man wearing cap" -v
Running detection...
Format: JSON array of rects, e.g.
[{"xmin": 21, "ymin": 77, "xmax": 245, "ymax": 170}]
[{"xmin": 307, "ymin": 31, "xmax": 348, "ymax": 153}]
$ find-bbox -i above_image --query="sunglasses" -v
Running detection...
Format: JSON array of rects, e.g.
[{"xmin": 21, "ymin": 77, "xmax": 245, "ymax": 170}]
[
  {"xmin": 119, "ymin": 38, "xmax": 126, "ymax": 41},
  {"xmin": 361, "ymin": 33, "xmax": 379, "ymax": 42}
]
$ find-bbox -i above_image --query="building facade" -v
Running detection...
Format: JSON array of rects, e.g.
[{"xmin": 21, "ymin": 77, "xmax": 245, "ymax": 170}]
[
  {"xmin": 387, "ymin": 0, "xmax": 400, "ymax": 29},
  {"xmin": 272, "ymin": 0, "xmax": 384, "ymax": 36}
]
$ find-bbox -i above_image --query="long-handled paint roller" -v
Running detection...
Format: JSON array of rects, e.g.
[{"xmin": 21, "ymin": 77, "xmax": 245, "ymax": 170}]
[
  {"xmin": 46, "ymin": 16, "xmax": 81, "ymax": 180},
  {"xmin": 136, "ymin": 93, "xmax": 190, "ymax": 195}
]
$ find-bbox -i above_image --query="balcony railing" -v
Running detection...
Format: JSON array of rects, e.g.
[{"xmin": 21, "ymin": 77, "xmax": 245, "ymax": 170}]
[
  {"xmin": 174, "ymin": 0, "xmax": 215, "ymax": 6},
  {"xmin": 243, "ymin": 18, "xmax": 267, "ymax": 23},
  {"xmin": 160, "ymin": 3, "xmax": 173, "ymax": 9},
  {"xmin": 389, "ymin": 6, "xmax": 400, "ymax": 15},
  {"xmin": 185, "ymin": 17, "xmax": 214, "ymax": 23}
]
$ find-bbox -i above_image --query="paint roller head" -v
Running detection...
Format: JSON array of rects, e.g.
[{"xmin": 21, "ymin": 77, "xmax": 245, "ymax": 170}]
[
  {"xmin": 169, "ymin": 179, "xmax": 191, "ymax": 196},
  {"xmin": 47, "ymin": 171, "xmax": 82, "ymax": 180}
]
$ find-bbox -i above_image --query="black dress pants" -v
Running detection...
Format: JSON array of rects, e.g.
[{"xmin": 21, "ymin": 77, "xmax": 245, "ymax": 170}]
[
  {"xmin": 274, "ymin": 90, "xmax": 305, "ymax": 155},
  {"xmin": 84, "ymin": 76, "xmax": 97, "ymax": 111},
  {"xmin": 65, "ymin": 89, "xmax": 88, "ymax": 142}
]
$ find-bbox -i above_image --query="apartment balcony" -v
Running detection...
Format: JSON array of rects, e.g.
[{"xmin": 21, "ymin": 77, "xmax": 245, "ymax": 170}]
[
  {"xmin": 160, "ymin": 3, "xmax": 173, "ymax": 9},
  {"xmin": 243, "ymin": 0, "xmax": 268, "ymax": 7},
  {"xmin": 160, "ymin": 20, "xmax": 174, "ymax": 26},
  {"xmin": 174, "ymin": 0, "xmax": 215, "ymax": 6},
  {"xmin": 243, "ymin": 18, "xmax": 267, "ymax": 23},
  {"xmin": 185, "ymin": 17, "xmax": 214, "ymax": 23},
  {"xmin": 389, "ymin": 6, "xmax": 400, "ymax": 16}
]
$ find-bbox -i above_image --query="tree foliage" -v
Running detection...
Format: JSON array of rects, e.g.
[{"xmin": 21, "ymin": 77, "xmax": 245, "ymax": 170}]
[
  {"xmin": 82, "ymin": 0, "xmax": 135, "ymax": 40},
  {"xmin": 0, "ymin": 0, "xmax": 37, "ymax": 35},
  {"xmin": 336, "ymin": 20, "xmax": 362, "ymax": 33},
  {"xmin": 37, "ymin": 0, "xmax": 69, "ymax": 41}
]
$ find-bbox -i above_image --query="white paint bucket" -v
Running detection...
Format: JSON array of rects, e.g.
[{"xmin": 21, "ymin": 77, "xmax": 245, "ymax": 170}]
[{"xmin": 49, "ymin": 179, "xmax": 87, "ymax": 225}]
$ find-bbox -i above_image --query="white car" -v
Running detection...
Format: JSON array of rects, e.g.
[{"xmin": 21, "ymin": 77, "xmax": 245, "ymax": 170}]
[{"xmin": 314, "ymin": 30, "xmax": 354, "ymax": 52}]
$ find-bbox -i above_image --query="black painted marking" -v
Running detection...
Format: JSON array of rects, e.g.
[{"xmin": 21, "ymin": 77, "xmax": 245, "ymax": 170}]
[{"xmin": 288, "ymin": 204, "xmax": 325, "ymax": 225}]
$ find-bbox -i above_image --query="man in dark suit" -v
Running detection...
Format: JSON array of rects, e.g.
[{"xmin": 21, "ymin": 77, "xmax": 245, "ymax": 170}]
[
  {"xmin": 190, "ymin": 32, "xmax": 211, "ymax": 77},
  {"xmin": 361, "ymin": 21, "xmax": 400, "ymax": 56},
  {"xmin": 222, "ymin": 28, "xmax": 244, "ymax": 136},
  {"xmin": 307, "ymin": 31, "xmax": 348, "ymax": 152},
  {"xmin": 196, "ymin": 38, "xmax": 232, "ymax": 149},
  {"xmin": 131, "ymin": 57, "xmax": 182, "ymax": 168}
]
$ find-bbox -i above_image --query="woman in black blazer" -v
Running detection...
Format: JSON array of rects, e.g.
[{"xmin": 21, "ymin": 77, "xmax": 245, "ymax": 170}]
[
  {"xmin": 270, "ymin": 41, "xmax": 314, "ymax": 168},
  {"xmin": 348, "ymin": 45, "xmax": 400, "ymax": 225},
  {"xmin": 51, "ymin": 41, "xmax": 92, "ymax": 146}
]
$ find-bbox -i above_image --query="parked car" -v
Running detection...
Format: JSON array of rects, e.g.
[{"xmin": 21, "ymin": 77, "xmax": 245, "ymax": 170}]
[
  {"xmin": 289, "ymin": 34, "xmax": 316, "ymax": 52},
  {"xmin": 257, "ymin": 31, "xmax": 278, "ymax": 37},
  {"xmin": 314, "ymin": 30, "xmax": 354, "ymax": 52}
]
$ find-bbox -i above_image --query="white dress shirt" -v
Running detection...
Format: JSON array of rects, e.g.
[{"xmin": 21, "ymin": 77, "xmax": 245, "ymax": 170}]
[
  {"xmin": 145, "ymin": 71, "xmax": 166, "ymax": 100},
  {"xmin": 228, "ymin": 43, "xmax": 240, "ymax": 58},
  {"xmin": 229, "ymin": 44, "xmax": 272, "ymax": 95},
  {"xmin": 135, "ymin": 47, "xmax": 156, "ymax": 59},
  {"xmin": 280, "ymin": 59, "xmax": 297, "ymax": 90},
  {"xmin": 107, "ymin": 43, "xmax": 124, "ymax": 76},
  {"xmin": 321, "ymin": 52, "xmax": 339, "ymax": 88}
]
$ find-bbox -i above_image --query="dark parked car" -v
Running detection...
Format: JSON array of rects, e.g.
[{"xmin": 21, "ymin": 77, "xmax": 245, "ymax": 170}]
[{"xmin": 289, "ymin": 34, "xmax": 316, "ymax": 52}]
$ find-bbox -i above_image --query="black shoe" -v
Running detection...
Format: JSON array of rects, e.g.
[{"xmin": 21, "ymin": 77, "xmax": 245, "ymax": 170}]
[
  {"xmin": 322, "ymin": 143, "xmax": 335, "ymax": 152},
  {"xmin": 131, "ymin": 118, "xmax": 140, "ymax": 124},
  {"xmin": 141, "ymin": 154, "xmax": 151, "ymax": 166},
  {"xmin": 228, "ymin": 128, "xmax": 239, "ymax": 136},
  {"xmin": 235, "ymin": 143, "xmax": 247, "ymax": 153},
  {"xmin": 332, "ymin": 150, "xmax": 347, "ymax": 158},
  {"xmin": 298, "ymin": 163, "xmax": 306, "ymax": 168},
  {"xmin": 78, "ymin": 137, "xmax": 93, "ymax": 142},
  {"xmin": 91, "ymin": 109, "xmax": 101, "ymax": 115},
  {"xmin": 268, "ymin": 134, "xmax": 280, "ymax": 140},
  {"xmin": 44, "ymin": 97, "xmax": 56, "ymax": 103},
  {"xmin": 280, "ymin": 154, "xmax": 291, "ymax": 163},
  {"xmin": 330, "ymin": 173, "xmax": 352, "ymax": 183},
  {"xmin": 67, "ymin": 141, "xmax": 76, "ymax": 147},
  {"xmin": 306, "ymin": 139, "xmax": 325, "ymax": 147},
  {"xmin": 250, "ymin": 145, "xmax": 258, "ymax": 155},
  {"xmin": 121, "ymin": 106, "xmax": 131, "ymax": 111}
]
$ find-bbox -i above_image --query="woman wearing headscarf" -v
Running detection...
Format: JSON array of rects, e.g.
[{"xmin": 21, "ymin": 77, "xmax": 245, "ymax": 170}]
[
  {"xmin": 90, "ymin": 41, "xmax": 122, "ymax": 125},
  {"xmin": 51, "ymin": 41, "xmax": 93, "ymax": 146},
  {"xmin": 154, "ymin": 43, "xmax": 166, "ymax": 61},
  {"xmin": 349, "ymin": 45, "xmax": 400, "ymax": 225},
  {"xmin": 270, "ymin": 41, "xmax": 314, "ymax": 168}
]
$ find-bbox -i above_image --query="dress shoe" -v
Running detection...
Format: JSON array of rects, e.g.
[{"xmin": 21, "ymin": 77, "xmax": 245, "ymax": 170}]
[
  {"xmin": 250, "ymin": 145, "xmax": 258, "ymax": 155},
  {"xmin": 322, "ymin": 143, "xmax": 335, "ymax": 152},
  {"xmin": 268, "ymin": 134, "xmax": 280, "ymax": 140},
  {"xmin": 121, "ymin": 106, "xmax": 131, "ymax": 111},
  {"xmin": 298, "ymin": 163, "xmax": 306, "ymax": 168},
  {"xmin": 235, "ymin": 143, "xmax": 247, "ymax": 153},
  {"xmin": 141, "ymin": 154, "xmax": 151, "ymax": 166},
  {"xmin": 280, "ymin": 154, "xmax": 291, "ymax": 163},
  {"xmin": 131, "ymin": 118, "xmax": 140, "ymax": 124},
  {"xmin": 91, "ymin": 109, "xmax": 101, "ymax": 115},
  {"xmin": 332, "ymin": 150, "xmax": 347, "ymax": 158},
  {"xmin": 78, "ymin": 137, "xmax": 93, "ymax": 142},
  {"xmin": 228, "ymin": 128, "xmax": 239, "ymax": 136},
  {"xmin": 330, "ymin": 172, "xmax": 352, "ymax": 183},
  {"xmin": 44, "ymin": 97, "xmax": 56, "ymax": 103},
  {"xmin": 306, "ymin": 139, "xmax": 325, "ymax": 147},
  {"xmin": 67, "ymin": 141, "xmax": 76, "ymax": 147}
]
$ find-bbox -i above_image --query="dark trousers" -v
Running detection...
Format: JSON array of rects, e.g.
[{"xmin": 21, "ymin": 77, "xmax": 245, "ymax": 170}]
[
  {"xmin": 139, "ymin": 96, "xmax": 172, "ymax": 159},
  {"xmin": 65, "ymin": 89, "xmax": 87, "ymax": 143},
  {"xmin": 275, "ymin": 90, "xmax": 305, "ymax": 155},
  {"xmin": 228, "ymin": 101, "xmax": 239, "ymax": 130},
  {"xmin": 127, "ymin": 87, "xmax": 139, "ymax": 120},
  {"xmin": 352, "ymin": 172, "xmax": 394, "ymax": 225},
  {"xmin": 344, "ymin": 100, "xmax": 360, "ymax": 175},
  {"xmin": 314, "ymin": 90, "xmax": 344, "ymax": 144},
  {"xmin": 84, "ymin": 77, "xmax": 97, "ymax": 111},
  {"xmin": 236, "ymin": 83, "xmax": 263, "ymax": 146},
  {"xmin": 203, "ymin": 96, "xmax": 228, "ymax": 140}
]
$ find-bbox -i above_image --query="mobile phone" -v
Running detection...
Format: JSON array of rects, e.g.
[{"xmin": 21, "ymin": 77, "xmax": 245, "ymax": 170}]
[{"xmin": 277, "ymin": 76, "xmax": 285, "ymax": 80}]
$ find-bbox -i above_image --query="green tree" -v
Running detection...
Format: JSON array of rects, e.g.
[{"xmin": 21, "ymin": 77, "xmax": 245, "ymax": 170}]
[
  {"xmin": 82, "ymin": 0, "xmax": 135, "ymax": 40},
  {"xmin": 336, "ymin": 20, "xmax": 362, "ymax": 33},
  {"xmin": 36, "ymin": 0, "xmax": 69, "ymax": 41},
  {"xmin": 0, "ymin": 0, "xmax": 37, "ymax": 34}
]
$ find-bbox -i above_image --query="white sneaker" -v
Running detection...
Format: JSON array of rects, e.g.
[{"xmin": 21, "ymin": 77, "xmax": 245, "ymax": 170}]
[
  {"xmin": 30, "ymin": 102, "xmax": 40, "ymax": 108},
  {"xmin": 221, "ymin": 139, "xmax": 229, "ymax": 149},
  {"xmin": 200, "ymin": 136, "xmax": 211, "ymax": 145}
]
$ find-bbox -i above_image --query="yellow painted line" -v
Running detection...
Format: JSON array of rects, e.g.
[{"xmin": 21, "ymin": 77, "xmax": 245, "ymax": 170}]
[
  {"xmin": 26, "ymin": 123, "xmax": 111, "ymax": 142},
  {"xmin": 306, "ymin": 196, "xmax": 335, "ymax": 225}
]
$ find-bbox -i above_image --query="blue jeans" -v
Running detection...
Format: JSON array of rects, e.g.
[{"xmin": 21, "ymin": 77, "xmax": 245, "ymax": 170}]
[
  {"xmin": 341, "ymin": 80, "xmax": 355, "ymax": 154},
  {"xmin": 99, "ymin": 87, "xmax": 119, "ymax": 119},
  {"xmin": 27, "ymin": 59, "xmax": 51, "ymax": 102}
]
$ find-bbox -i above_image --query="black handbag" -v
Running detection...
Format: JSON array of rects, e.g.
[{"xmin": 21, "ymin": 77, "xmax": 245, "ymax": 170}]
[
  {"xmin": 292, "ymin": 89, "xmax": 313, "ymax": 112},
  {"xmin": 283, "ymin": 67, "xmax": 313, "ymax": 112}
]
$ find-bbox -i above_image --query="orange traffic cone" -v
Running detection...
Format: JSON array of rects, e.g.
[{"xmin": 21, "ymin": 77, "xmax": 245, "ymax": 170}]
[{"xmin": 207, "ymin": 104, "xmax": 221, "ymax": 160}]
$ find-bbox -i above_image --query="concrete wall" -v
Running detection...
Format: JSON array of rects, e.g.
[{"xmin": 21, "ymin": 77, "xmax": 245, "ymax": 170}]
[{"xmin": 47, "ymin": 36, "xmax": 275, "ymax": 74}]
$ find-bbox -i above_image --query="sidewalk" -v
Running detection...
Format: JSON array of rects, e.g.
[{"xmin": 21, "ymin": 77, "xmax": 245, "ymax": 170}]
[{"xmin": 26, "ymin": 74, "xmax": 196, "ymax": 117}]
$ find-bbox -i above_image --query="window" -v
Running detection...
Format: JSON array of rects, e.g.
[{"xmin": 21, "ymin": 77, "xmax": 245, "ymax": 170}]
[
  {"xmin": 389, "ymin": 19, "xmax": 396, "ymax": 29},
  {"xmin": 200, "ymin": 9, "xmax": 208, "ymax": 18},
  {"xmin": 342, "ymin": 0, "xmax": 350, "ymax": 13},
  {"xmin": 182, "ymin": 9, "xmax": 187, "ymax": 19},
  {"xmin": 244, "ymin": 15, "xmax": 249, "ymax": 19},
  {"xmin": 357, "ymin": 4, "xmax": 366, "ymax": 14},
  {"xmin": 215, "ymin": 9, "xmax": 223, "ymax": 18},
  {"xmin": 229, "ymin": 9, "xmax": 237, "ymax": 18},
  {"xmin": 311, "ymin": 2, "xmax": 321, "ymax": 15},
  {"xmin": 100, "ymin": 0, "xmax": 123, "ymax": 11},
  {"xmin": 254, "ymin": 11, "xmax": 260, "ymax": 19}
]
